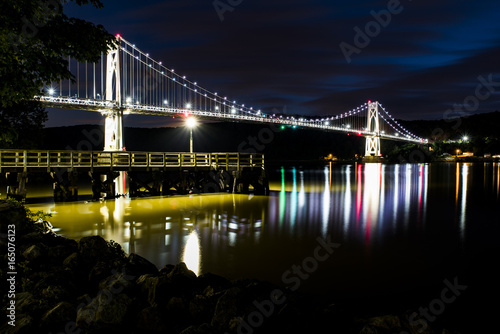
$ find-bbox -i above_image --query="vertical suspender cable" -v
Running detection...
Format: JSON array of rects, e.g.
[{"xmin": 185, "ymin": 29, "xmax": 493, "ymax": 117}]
[
  {"xmin": 101, "ymin": 54, "xmax": 103, "ymax": 99},
  {"xmin": 68, "ymin": 56, "xmax": 71, "ymax": 97},
  {"xmin": 93, "ymin": 62, "xmax": 96, "ymax": 99}
]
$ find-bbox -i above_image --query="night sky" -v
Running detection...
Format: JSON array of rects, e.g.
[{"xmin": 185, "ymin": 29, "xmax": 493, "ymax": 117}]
[{"xmin": 47, "ymin": 0, "xmax": 500, "ymax": 127}]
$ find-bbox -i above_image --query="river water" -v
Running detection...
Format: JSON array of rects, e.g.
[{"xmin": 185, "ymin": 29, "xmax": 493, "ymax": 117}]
[{"xmin": 22, "ymin": 162, "xmax": 500, "ymax": 329}]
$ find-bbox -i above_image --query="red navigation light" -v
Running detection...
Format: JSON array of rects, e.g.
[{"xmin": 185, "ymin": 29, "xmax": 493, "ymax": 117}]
[
  {"xmin": 184, "ymin": 112, "xmax": 189, "ymax": 117},
  {"xmin": 116, "ymin": 34, "xmax": 121, "ymax": 38},
  {"xmin": 358, "ymin": 132, "xmax": 361, "ymax": 136},
  {"xmin": 368, "ymin": 100, "xmax": 371, "ymax": 103}
]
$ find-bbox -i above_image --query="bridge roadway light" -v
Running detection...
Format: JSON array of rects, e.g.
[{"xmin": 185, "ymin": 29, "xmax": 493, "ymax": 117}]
[
  {"xmin": 186, "ymin": 117, "xmax": 197, "ymax": 153},
  {"xmin": 462, "ymin": 135, "xmax": 469, "ymax": 142},
  {"xmin": 48, "ymin": 88, "xmax": 55, "ymax": 95}
]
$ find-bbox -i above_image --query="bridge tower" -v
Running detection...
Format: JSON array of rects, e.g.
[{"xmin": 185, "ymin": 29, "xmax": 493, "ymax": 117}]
[
  {"xmin": 104, "ymin": 36, "xmax": 123, "ymax": 151},
  {"xmin": 365, "ymin": 101, "xmax": 381, "ymax": 157}
]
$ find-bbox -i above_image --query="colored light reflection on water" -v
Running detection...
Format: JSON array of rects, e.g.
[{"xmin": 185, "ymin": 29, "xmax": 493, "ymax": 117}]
[{"xmin": 25, "ymin": 163, "xmax": 500, "ymax": 296}]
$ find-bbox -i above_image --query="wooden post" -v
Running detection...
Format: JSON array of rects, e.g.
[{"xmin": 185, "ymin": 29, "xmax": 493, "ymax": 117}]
[{"xmin": 23, "ymin": 150, "xmax": 27, "ymax": 172}]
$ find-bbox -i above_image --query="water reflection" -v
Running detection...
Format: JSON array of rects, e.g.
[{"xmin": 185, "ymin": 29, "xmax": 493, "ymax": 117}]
[
  {"xmin": 24, "ymin": 162, "xmax": 500, "ymax": 283},
  {"xmin": 274, "ymin": 163, "xmax": 432, "ymax": 248},
  {"xmin": 182, "ymin": 230, "xmax": 201, "ymax": 276},
  {"xmin": 30, "ymin": 194, "xmax": 267, "ymax": 274},
  {"xmin": 456, "ymin": 163, "xmax": 470, "ymax": 242}
]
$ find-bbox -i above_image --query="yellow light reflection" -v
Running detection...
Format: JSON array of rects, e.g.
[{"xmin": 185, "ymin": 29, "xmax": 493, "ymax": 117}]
[{"xmin": 182, "ymin": 230, "xmax": 201, "ymax": 276}]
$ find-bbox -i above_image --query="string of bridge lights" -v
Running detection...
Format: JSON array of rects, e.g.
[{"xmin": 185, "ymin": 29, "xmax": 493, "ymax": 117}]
[
  {"xmin": 120, "ymin": 37, "xmax": 265, "ymax": 118},
  {"xmin": 117, "ymin": 36, "xmax": 426, "ymax": 142},
  {"xmin": 378, "ymin": 103, "xmax": 426, "ymax": 142},
  {"xmin": 121, "ymin": 38, "xmax": 372, "ymax": 124}
]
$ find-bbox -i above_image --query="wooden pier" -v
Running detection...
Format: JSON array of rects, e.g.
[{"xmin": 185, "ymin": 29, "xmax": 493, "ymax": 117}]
[{"xmin": 0, "ymin": 150, "xmax": 269, "ymax": 201}]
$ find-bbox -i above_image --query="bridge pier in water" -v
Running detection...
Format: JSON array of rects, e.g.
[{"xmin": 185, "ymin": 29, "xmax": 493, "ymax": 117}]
[{"xmin": 4, "ymin": 172, "xmax": 28, "ymax": 201}]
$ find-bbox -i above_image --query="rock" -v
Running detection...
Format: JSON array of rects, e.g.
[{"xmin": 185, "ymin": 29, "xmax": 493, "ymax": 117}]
[
  {"xmin": 211, "ymin": 287, "xmax": 243, "ymax": 328},
  {"xmin": 159, "ymin": 263, "xmax": 175, "ymax": 275},
  {"xmin": 15, "ymin": 292, "xmax": 44, "ymax": 315},
  {"xmin": 359, "ymin": 325, "xmax": 382, "ymax": 334},
  {"xmin": 88, "ymin": 260, "xmax": 125, "ymax": 290},
  {"xmin": 33, "ymin": 268, "xmax": 75, "ymax": 296},
  {"xmin": 41, "ymin": 285, "xmax": 71, "ymax": 303},
  {"xmin": 126, "ymin": 253, "xmax": 158, "ymax": 276},
  {"xmin": 401, "ymin": 311, "xmax": 434, "ymax": 334},
  {"xmin": 189, "ymin": 293, "xmax": 220, "ymax": 324},
  {"xmin": 367, "ymin": 315, "xmax": 401, "ymax": 329},
  {"xmin": 63, "ymin": 252, "xmax": 79, "ymax": 270},
  {"xmin": 135, "ymin": 306, "xmax": 168, "ymax": 332},
  {"xmin": 0, "ymin": 314, "xmax": 34, "ymax": 334},
  {"xmin": 48, "ymin": 244, "xmax": 78, "ymax": 264},
  {"xmin": 98, "ymin": 271, "xmax": 136, "ymax": 296},
  {"xmin": 40, "ymin": 301, "xmax": 76, "ymax": 331},
  {"xmin": 168, "ymin": 262, "xmax": 197, "ymax": 281},
  {"xmin": 76, "ymin": 292, "xmax": 133, "ymax": 330},
  {"xmin": 136, "ymin": 274, "xmax": 162, "ymax": 307},
  {"xmin": 0, "ymin": 200, "xmax": 30, "ymax": 235},
  {"xmin": 22, "ymin": 244, "xmax": 47, "ymax": 262},
  {"xmin": 197, "ymin": 272, "xmax": 231, "ymax": 294},
  {"xmin": 166, "ymin": 296, "xmax": 191, "ymax": 327},
  {"xmin": 180, "ymin": 323, "xmax": 217, "ymax": 334},
  {"xmin": 78, "ymin": 235, "xmax": 113, "ymax": 264}
]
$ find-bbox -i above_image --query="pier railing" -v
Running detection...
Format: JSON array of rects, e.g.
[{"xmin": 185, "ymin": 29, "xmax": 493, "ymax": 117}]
[{"xmin": 0, "ymin": 150, "xmax": 264, "ymax": 172}]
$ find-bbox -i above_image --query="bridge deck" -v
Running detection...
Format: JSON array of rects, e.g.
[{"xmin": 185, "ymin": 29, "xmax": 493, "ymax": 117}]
[{"xmin": 0, "ymin": 150, "xmax": 264, "ymax": 172}]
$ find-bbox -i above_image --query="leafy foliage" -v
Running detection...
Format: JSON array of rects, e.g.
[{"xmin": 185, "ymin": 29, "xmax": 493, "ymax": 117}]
[
  {"xmin": 0, "ymin": 100, "xmax": 47, "ymax": 148},
  {"xmin": 0, "ymin": 0, "xmax": 116, "ymax": 147}
]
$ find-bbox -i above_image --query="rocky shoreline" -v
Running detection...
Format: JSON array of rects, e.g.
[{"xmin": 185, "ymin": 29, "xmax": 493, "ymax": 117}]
[{"xmin": 0, "ymin": 200, "xmax": 460, "ymax": 334}]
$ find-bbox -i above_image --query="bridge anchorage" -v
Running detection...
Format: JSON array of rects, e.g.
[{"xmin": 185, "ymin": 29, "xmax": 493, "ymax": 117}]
[{"xmin": 5, "ymin": 35, "xmax": 426, "ymax": 201}]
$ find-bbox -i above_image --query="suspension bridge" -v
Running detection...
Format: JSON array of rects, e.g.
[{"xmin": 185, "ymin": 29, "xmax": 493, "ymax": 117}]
[
  {"xmin": 2, "ymin": 35, "xmax": 428, "ymax": 201},
  {"xmin": 36, "ymin": 35, "xmax": 427, "ymax": 156}
]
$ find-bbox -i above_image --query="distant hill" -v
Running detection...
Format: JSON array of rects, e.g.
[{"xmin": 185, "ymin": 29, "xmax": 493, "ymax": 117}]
[
  {"xmin": 42, "ymin": 122, "xmax": 365, "ymax": 161},
  {"xmin": 42, "ymin": 111, "xmax": 500, "ymax": 161},
  {"xmin": 400, "ymin": 111, "xmax": 500, "ymax": 141}
]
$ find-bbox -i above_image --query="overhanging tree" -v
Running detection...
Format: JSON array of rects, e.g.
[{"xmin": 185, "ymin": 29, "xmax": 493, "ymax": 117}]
[{"xmin": 0, "ymin": 0, "xmax": 116, "ymax": 147}]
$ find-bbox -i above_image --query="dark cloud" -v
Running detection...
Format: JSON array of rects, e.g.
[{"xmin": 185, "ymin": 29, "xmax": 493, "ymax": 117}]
[{"xmin": 49, "ymin": 0, "xmax": 500, "ymax": 127}]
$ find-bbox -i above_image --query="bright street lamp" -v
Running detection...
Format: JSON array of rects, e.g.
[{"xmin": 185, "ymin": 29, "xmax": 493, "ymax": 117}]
[{"xmin": 186, "ymin": 117, "xmax": 197, "ymax": 153}]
